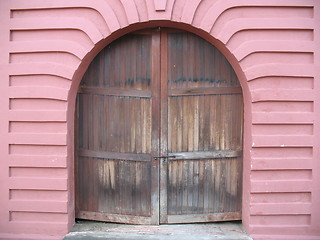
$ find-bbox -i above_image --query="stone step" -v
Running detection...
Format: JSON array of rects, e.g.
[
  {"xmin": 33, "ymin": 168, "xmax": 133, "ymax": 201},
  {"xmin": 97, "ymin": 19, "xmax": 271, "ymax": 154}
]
[{"xmin": 63, "ymin": 221, "xmax": 253, "ymax": 240}]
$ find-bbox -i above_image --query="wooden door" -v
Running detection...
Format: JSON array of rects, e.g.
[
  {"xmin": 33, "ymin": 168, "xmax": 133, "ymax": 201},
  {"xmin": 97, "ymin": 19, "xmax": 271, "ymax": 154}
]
[
  {"xmin": 159, "ymin": 30, "xmax": 243, "ymax": 223},
  {"xmin": 75, "ymin": 31, "xmax": 161, "ymax": 224},
  {"xmin": 76, "ymin": 29, "xmax": 243, "ymax": 225}
]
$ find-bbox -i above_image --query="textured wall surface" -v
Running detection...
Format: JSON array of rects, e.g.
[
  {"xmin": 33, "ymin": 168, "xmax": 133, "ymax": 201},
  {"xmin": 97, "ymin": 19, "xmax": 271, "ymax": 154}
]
[{"xmin": 0, "ymin": 0, "xmax": 319, "ymax": 240}]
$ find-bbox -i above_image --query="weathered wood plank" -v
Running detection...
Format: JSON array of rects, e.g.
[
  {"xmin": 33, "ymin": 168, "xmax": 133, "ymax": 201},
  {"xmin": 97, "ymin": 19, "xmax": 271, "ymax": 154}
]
[
  {"xmin": 160, "ymin": 29, "xmax": 169, "ymax": 223},
  {"xmin": 78, "ymin": 211, "xmax": 152, "ymax": 225},
  {"xmin": 150, "ymin": 29, "xmax": 161, "ymax": 225},
  {"xmin": 78, "ymin": 149, "xmax": 151, "ymax": 161},
  {"xmin": 169, "ymin": 87, "xmax": 242, "ymax": 96},
  {"xmin": 169, "ymin": 150, "xmax": 242, "ymax": 160},
  {"xmin": 167, "ymin": 212, "xmax": 241, "ymax": 223}
]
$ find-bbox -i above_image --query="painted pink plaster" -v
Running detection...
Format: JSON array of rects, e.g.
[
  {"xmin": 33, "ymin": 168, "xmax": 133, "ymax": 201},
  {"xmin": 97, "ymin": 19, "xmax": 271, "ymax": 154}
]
[
  {"xmin": 0, "ymin": 0, "xmax": 319, "ymax": 240},
  {"xmin": 154, "ymin": 0, "xmax": 167, "ymax": 11}
]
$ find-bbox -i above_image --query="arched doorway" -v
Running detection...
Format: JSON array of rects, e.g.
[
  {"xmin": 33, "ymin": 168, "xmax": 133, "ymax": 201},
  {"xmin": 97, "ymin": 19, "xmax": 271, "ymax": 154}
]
[{"xmin": 75, "ymin": 28, "xmax": 243, "ymax": 225}]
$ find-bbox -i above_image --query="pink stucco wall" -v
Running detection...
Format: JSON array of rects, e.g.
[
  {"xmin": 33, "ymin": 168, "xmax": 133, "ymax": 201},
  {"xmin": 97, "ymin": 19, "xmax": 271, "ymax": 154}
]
[{"xmin": 0, "ymin": 0, "xmax": 319, "ymax": 239}]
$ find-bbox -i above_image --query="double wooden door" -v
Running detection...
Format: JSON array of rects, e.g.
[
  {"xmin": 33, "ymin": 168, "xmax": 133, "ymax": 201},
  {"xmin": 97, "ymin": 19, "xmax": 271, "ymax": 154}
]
[{"xmin": 75, "ymin": 28, "xmax": 243, "ymax": 225}]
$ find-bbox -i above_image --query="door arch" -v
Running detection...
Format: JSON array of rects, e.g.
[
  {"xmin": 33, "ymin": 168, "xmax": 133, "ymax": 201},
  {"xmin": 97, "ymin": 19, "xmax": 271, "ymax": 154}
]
[{"xmin": 75, "ymin": 28, "xmax": 243, "ymax": 225}]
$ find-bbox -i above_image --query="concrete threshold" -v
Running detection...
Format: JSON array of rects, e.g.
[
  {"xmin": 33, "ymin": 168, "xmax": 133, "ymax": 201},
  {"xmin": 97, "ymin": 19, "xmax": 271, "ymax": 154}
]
[{"xmin": 64, "ymin": 220, "xmax": 253, "ymax": 240}]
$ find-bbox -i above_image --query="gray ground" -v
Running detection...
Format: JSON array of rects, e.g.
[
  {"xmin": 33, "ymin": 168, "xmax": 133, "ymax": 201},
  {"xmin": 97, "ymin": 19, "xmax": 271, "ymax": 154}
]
[{"xmin": 64, "ymin": 220, "xmax": 253, "ymax": 240}]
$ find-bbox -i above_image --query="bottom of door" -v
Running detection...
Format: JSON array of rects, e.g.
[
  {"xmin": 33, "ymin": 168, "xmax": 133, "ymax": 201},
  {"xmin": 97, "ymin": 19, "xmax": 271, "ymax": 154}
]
[
  {"xmin": 77, "ymin": 210, "xmax": 241, "ymax": 225},
  {"xmin": 165, "ymin": 212, "xmax": 241, "ymax": 224},
  {"xmin": 77, "ymin": 211, "xmax": 153, "ymax": 225}
]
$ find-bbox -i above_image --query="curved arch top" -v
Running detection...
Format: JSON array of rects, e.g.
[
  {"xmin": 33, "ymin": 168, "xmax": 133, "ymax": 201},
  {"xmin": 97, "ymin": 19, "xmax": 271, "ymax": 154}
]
[{"xmin": 69, "ymin": 20, "xmax": 251, "ymax": 102}]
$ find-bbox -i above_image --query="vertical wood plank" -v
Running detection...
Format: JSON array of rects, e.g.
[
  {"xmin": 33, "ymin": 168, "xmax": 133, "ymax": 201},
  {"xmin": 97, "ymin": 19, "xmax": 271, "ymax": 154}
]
[
  {"xmin": 193, "ymin": 96, "xmax": 199, "ymax": 151},
  {"xmin": 198, "ymin": 159, "xmax": 205, "ymax": 213},
  {"xmin": 151, "ymin": 29, "xmax": 161, "ymax": 224},
  {"xmin": 159, "ymin": 29, "xmax": 169, "ymax": 223},
  {"xmin": 177, "ymin": 97, "xmax": 183, "ymax": 152},
  {"xmin": 187, "ymin": 97, "xmax": 194, "ymax": 152}
]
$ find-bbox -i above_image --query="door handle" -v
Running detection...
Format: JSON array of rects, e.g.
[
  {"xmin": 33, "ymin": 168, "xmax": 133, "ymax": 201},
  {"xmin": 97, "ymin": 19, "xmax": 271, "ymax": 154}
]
[
  {"xmin": 153, "ymin": 155, "xmax": 176, "ymax": 159},
  {"xmin": 153, "ymin": 155, "xmax": 176, "ymax": 163}
]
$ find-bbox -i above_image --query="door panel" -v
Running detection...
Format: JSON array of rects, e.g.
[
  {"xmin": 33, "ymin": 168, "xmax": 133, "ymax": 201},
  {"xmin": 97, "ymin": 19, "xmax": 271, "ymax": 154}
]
[
  {"xmin": 160, "ymin": 31, "xmax": 243, "ymax": 223},
  {"xmin": 76, "ymin": 32, "xmax": 160, "ymax": 224}
]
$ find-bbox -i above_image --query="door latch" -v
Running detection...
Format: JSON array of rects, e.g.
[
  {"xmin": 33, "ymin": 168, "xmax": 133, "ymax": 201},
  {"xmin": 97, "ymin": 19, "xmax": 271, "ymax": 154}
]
[{"xmin": 153, "ymin": 155, "xmax": 176, "ymax": 163}]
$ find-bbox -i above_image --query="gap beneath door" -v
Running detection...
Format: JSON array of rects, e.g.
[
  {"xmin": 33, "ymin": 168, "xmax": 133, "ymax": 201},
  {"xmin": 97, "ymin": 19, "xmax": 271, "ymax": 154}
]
[{"xmin": 63, "ymin": 220, "xmax": 252, "ymax": 240}]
